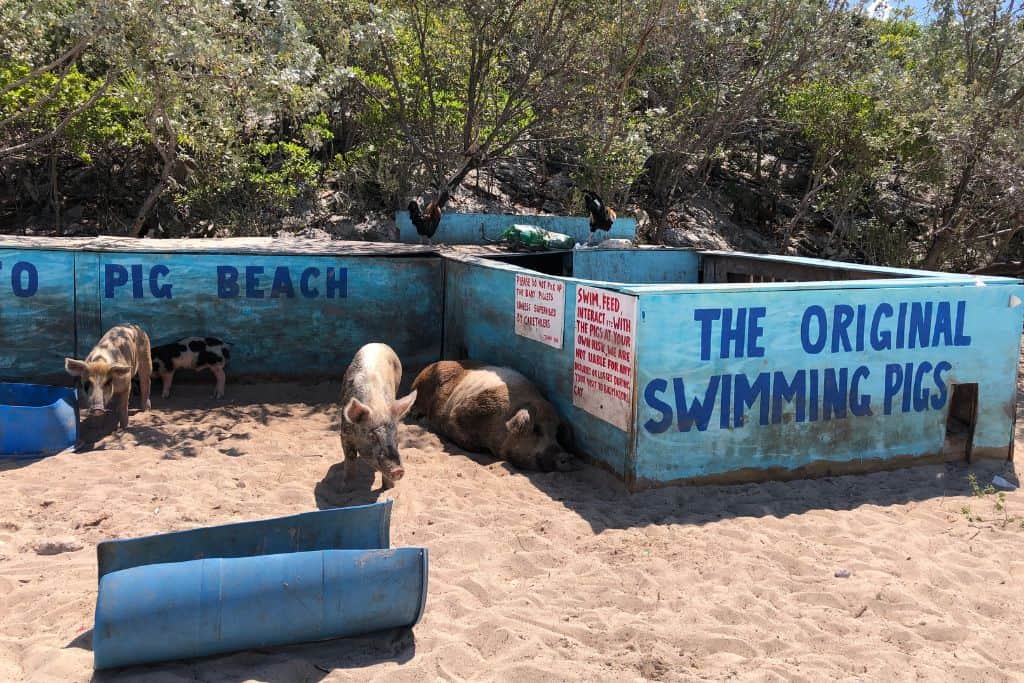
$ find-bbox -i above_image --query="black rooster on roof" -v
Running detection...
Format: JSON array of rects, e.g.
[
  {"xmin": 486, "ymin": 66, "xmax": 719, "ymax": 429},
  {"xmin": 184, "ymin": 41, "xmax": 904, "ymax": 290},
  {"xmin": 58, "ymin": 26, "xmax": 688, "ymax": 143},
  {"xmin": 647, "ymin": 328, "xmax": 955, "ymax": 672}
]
[
  {"xmin": 583, "ymin": 191, "xmax": 616, "ymax": 244},
  {"xmin": 408, "ymin": 186, "xmax": 451, "ymax": 245}
]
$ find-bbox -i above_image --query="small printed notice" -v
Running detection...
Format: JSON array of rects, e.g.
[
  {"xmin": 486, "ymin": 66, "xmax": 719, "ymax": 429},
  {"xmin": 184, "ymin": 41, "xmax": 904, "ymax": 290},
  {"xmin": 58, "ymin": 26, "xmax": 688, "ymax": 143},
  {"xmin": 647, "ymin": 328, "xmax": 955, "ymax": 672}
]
[
  {"xmin": 514, "ymin": 274, "xmax": 565, "ymax": 349},
  {"xmin": 572, "ymin": 286, "xmax": 637, "ymax": 430}
]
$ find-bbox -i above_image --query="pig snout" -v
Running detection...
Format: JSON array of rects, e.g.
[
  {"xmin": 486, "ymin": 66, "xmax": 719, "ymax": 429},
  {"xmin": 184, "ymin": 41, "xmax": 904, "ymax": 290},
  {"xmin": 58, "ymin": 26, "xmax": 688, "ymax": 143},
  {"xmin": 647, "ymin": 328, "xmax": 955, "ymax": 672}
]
[
  {"xmin": 538, "ymin": 447, "xmax": 579, "ymax": 472},
  {"xmin": 376, "ymin": 449, "xmax": 405, "ymax": 483},
  {"xmin": 86, "ymin": 395, "xmax": 108, "ymax": 416},
  {"xmin": 379, "ymin": 452, "xmax": 404, "ymax": 479}
]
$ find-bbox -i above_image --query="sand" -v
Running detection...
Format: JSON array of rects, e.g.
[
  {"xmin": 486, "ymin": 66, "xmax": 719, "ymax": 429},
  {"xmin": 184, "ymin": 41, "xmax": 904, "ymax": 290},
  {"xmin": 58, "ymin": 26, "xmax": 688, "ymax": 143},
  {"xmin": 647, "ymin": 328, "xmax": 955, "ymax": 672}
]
[{"xmin": 2, "ymin": 378, "xmax": 1024, "ymax": 683}]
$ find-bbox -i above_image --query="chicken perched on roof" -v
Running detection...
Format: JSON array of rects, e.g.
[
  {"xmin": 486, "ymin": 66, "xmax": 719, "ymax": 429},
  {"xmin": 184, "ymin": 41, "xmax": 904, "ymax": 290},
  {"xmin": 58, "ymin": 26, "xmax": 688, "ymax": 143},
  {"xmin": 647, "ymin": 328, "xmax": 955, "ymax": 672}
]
[
  {"xmin": 408, "ymin": 186, "xmax": 451, "ymax": 245},
  {"xmin": 583, "ymin": 191, "xmax": 616, "ymax": 245}
]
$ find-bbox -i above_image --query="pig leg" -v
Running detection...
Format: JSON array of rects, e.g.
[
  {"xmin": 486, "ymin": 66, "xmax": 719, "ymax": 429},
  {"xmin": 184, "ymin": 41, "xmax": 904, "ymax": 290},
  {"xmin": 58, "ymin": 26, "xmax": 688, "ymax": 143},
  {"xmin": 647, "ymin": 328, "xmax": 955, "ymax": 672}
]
[
  {"xmin": 138, "ymin": 351, "xmax": 153, "ymax": 412},
  {"xmin": 160, "ymin": 371, "xmax": 174, "ymax": 399},
  {"xmin": 209, "ymin": 365, "xmax": 226, "ymax": 399},
  {"xmin": 115, "ymin": 390, "xmax": 131, "ymax": 431},
  {"xmin": 341, "ymin": 436, "xmax": 360, "ymax": 484}
]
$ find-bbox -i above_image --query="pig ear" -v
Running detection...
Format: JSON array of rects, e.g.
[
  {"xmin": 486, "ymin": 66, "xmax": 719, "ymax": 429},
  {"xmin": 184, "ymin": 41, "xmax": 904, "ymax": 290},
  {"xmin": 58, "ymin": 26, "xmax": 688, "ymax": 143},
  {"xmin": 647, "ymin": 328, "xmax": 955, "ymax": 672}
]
[
  {"xmin": 65, "ymin": 359, "xmax": 87, "ymax": 377},
  {"xmin": 505, "ymin": 408, "xmax": 532, "ymax": 435},
  {"xmin": 390, "ymin": 390, "xmax": 417, "ymax": 421},
  {"xmin": 344, "ymin": 397, "xmax": 371, "ymax": 424},
  {"xmin": 109, "ymin": 364, "xmax": 132, "ymax": 378}
]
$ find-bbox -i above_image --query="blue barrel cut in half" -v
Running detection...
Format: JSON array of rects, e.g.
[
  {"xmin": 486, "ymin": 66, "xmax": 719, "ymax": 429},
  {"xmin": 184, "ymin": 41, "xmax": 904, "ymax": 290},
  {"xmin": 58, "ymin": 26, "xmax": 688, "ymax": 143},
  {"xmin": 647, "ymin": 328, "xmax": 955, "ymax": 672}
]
[
  {"xmin": 93, "ymin": 547, "xmax": 428, "ymax": 669},
  {"xmin": 0, "ymin": 383, "xmax": 77, "ymax": 458},
  {"xmin": 96, "ymin": 500, "xmax": 393, "ymax": 581}
]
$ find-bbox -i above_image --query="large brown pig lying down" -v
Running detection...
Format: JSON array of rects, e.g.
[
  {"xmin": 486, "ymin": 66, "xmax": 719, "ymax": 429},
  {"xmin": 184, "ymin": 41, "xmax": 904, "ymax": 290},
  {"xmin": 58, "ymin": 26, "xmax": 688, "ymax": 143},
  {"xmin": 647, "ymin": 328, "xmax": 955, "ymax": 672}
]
[
  {"xmin": 65, "ymin": 324, "xmax": 152, "ymax": 431},
  {"xmin": 411, "ymin": 360, "xmax": 579, "ymax": 473}
]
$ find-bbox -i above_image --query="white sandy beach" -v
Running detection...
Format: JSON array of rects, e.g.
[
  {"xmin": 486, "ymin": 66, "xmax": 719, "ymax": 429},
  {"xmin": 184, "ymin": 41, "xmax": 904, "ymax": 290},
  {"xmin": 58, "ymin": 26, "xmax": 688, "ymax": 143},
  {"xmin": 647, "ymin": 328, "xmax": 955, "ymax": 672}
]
[{"xmin": 1, "ymin": 377, "xmax": 1023, "ymax": 682}]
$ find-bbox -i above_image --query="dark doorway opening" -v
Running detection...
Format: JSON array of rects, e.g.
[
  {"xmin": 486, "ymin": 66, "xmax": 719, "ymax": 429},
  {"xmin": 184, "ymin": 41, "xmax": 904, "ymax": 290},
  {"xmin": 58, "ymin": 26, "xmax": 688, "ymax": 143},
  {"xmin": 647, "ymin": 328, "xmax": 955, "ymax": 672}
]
[
  {"xmin": 483, "ymin": 251, "xmax": 573, "ymax": 277},
  {"xmin": 943, "ymin": 383, "xmax": 978, "ymax": 461}
]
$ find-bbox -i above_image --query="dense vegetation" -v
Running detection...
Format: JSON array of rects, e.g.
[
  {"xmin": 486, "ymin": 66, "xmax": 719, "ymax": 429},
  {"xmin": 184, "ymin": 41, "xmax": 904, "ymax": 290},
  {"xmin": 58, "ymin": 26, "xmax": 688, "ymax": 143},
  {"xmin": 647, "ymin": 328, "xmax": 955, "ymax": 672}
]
[{"xmin": 1, "ymin": 0, "xmax": 1021, "ymax": 270}]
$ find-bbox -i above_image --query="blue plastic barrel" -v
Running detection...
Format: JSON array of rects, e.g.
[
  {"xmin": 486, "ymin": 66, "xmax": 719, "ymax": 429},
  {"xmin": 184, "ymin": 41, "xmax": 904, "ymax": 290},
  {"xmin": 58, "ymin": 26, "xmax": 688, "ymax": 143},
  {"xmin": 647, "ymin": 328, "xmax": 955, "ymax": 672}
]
[
  {"xmin": 0, "ymin": 383, "xmax": 78, "ymax": 458},
  {"xmin": 93, "ymin": 547, "xmax": 428, "ymax": 669},
  {"xmin": 96, "ymin": 500, "xmax": 393, "ymax": 580}
]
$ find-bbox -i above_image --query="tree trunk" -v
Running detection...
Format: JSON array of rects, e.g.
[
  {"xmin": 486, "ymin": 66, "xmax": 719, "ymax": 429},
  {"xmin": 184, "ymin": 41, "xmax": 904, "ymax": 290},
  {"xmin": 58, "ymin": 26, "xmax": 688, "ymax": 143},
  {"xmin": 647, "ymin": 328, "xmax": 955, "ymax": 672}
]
[
  {"xmin": 50, "ymin": 147, "xmax": 61, "ymax": 236},
  {"xmin": 130, "ymin": 165, "xmax": 171, "ymax": 237},
  {"xmin": 920, "ymin": 228, "xmax": 956, "ymax": 270}
]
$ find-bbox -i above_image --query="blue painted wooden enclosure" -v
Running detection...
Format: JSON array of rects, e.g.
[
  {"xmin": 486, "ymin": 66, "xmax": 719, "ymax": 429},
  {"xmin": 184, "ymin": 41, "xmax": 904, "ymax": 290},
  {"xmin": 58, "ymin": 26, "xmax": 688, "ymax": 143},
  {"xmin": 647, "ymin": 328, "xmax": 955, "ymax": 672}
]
[
  {"xmin": 442, "ymin": 248, "xmax": 1024, "ymax": 487},
  {"xmin": 0, "ymin": 236, "xmax": 442, "ymax": 383},
  {"xmin": 396, "ymin": 211, "xmax": 636, "ymax": 244},
  {"xmin": 3, "ymin": 233, "xmax": 1021, "ymax": 487}
]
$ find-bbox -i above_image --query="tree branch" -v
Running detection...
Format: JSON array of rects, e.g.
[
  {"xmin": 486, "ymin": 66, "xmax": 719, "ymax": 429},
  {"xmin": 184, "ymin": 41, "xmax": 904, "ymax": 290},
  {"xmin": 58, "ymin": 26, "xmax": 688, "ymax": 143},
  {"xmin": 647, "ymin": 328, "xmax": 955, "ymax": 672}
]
[
  {"xmin": 0, "ymin": 37, "xmax": 89, "ymax": 100},
  {"xmin": 0, "ymin": 55, "xmax": 78, "ymax": 129},
  {"xmin": 0, "ymin": 70, "xmax": 116, "ymax": 159}
]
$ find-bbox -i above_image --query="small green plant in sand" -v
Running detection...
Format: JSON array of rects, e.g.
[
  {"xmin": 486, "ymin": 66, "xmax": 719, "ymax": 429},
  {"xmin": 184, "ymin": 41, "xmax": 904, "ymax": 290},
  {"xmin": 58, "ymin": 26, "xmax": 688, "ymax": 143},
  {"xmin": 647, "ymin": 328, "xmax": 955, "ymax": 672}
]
[{"xmin": 963, "ymin": 473, "xmax": 1017, "ymax": 529}]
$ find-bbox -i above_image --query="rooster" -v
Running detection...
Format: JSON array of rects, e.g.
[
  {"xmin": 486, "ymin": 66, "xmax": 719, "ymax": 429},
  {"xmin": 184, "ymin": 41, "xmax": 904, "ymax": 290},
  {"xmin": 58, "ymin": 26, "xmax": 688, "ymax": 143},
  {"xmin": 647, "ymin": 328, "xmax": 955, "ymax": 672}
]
[
  {"xmin": 408, "ymin": 186, "xmax": 450, "ymax": 245},
  {"xmin": 583, "ymin": 191, "xmax": 616, "ymax": 244}
]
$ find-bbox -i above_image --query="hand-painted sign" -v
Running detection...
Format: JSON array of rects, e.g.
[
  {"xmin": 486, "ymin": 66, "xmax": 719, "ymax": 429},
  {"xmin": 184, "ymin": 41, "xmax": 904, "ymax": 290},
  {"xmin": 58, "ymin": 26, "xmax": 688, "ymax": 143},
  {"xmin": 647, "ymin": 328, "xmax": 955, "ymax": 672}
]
[
  {"xmin": 0, "ymin": 251, "xmax": 76, "ymax": 379},
  {"xmin": 642, "ymin": 300, "xmax": 972, "ymax": 434},
  {"xmin": 514, "ymin": 273, "xmax": 565, "ymax": 348},
  {"xmin": 92, "ymin": 263, "xmax": 348, "ymax": 300},
  {"xmin": 0, "ymin": 248, "xmax": 440, "ymax": 381},
  {"xmin": 0, "ymin": 259, "xmax": 41, "ymax": 297},
  {"xmin": 633, "ymin": 283, "xmax": 1024, "ymax": 484},
  {"xmin": 573, "ymin": 285, "xmax": 637, "ymax": 430}
]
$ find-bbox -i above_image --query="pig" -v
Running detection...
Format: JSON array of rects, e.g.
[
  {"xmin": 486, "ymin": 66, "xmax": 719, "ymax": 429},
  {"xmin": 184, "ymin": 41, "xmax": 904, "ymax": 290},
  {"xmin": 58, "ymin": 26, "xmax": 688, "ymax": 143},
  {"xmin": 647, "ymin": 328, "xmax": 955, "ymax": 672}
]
[
  {"xmin": 410, "ymin": 361, "xmax": 578, "ymax": 472},
  {"xmin": 64, "ymin": 324, "xmax": 152, "ymax": 430},
  {"xmin": 150, "ymin": 336, "xmax": 231, "ymax": 399},
  {"xmin": 338, "ymin": 343, "xmax": 418, "ymax": 489}
]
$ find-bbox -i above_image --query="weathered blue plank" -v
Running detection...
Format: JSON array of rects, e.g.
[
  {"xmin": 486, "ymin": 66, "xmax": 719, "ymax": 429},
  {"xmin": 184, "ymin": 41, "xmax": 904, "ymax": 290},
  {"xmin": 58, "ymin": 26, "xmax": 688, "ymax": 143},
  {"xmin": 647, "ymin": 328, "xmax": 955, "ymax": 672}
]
[
  {"xmin": 73, "ymin": 252, "xmax": 101, "ymax": 357},
  {"xmin": 396, "ymin": 212, "xmax": 636, "ymax": 245},
  {"xmin": 443, "ymin": 258, "xmax": 631, "ymax": 475},
  {"xmin": 0, "ymin": 249, "xmax": 76, "ymax": 382},
  {"xmin": 94, "ymin": 253, "xmax": 443, "ymax": 379},
  {"xmin": 573, "ymin": 248, "xmax": 699, "ymax": 284},
  {"xmin": 634, "ymin": 283, "xmax": 1024, "ymax": 484},
  {"xmin": 698, "ymin": 249, "xmax": 978, "ymax": 280}
]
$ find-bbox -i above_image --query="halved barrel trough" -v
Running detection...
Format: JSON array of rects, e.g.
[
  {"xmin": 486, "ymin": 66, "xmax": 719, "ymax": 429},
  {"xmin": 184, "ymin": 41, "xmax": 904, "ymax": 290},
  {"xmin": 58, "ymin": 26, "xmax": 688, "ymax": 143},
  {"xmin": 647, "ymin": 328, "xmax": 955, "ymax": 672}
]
[
  {"xmin": 93, "ymin": 501, "xmax": 428, "ymax": 670},
  {"xmin": 0, "ymin": 383, "xmax": 78, "ymax": 458}
]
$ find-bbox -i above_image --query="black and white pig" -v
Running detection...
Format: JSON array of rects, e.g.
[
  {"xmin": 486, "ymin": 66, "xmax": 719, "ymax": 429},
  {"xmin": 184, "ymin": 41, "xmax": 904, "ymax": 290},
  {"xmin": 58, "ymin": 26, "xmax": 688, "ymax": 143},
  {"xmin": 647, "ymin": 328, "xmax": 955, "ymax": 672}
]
[
  {"xmin": 65, "ymin": 324, "xmax": 152, "ymax": 430},
  {"xmin": 150, "ymin": 336, "xmax": 231, "ymax": 399},
  {"xmin": 338, "ymin": 343, "xmax": 418, "ymax": 489}
]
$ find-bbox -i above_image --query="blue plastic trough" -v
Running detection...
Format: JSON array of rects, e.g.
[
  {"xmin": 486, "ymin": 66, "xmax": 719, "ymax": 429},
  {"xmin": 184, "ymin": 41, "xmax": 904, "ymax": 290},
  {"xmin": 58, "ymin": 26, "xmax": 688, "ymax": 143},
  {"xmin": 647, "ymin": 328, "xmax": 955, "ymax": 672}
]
[
  {"xmin": 93, "ymin": 547, "xmax": 428, "ymax": 669},
  {"xmin": 0, "ymin": 382, "xmax": 77, "ymax": 459},
  {"xmin": 96, "ymin": 500, "xmax": 394, "ymax": 580}
]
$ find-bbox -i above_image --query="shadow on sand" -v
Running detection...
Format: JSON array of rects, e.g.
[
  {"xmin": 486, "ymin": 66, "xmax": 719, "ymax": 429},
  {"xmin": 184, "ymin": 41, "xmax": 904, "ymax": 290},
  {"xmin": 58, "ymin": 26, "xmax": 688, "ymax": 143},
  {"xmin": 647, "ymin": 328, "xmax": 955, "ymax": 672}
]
[
  {"xmin": 67, "ymin": 626, "xmax": 416, "ymax": 682},
  {"xmin": 313, "ymin": 461, "xmax": 393, "ymax": 509},
  {"xmin": 428, "ymin": 426, "xmax": 1020, "ymax": 534}
]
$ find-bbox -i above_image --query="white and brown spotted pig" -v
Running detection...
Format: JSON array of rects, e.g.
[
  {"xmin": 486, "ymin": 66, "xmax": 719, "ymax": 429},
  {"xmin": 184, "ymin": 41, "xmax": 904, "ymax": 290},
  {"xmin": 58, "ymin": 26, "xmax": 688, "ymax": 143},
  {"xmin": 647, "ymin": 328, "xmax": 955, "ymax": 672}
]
[
  {"xmin": 65, "ymin": 324, "xmax": 152, "ymax": 430},
  {"xmin": 338, "ymin": 343, "xmax": 418, "ymax": 489},
  {"xmin": 411, "ymin": 360, "xmax": 579, "ymax": 472},
  {"xmin": 151, "ymin": 336, "xmax": 231, "ymax": 399}
]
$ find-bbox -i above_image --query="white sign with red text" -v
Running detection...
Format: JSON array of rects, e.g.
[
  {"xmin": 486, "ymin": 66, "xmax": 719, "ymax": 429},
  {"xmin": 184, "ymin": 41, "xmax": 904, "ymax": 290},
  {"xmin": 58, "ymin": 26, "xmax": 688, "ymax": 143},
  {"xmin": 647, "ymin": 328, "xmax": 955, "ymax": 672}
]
[
  {"xmin": 572, "ymin": 285, "xmax": 637, "ymax": 430},
  {"xmin": 514, "ymin": 273, "xmax": 566, "ymax": 349}
]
